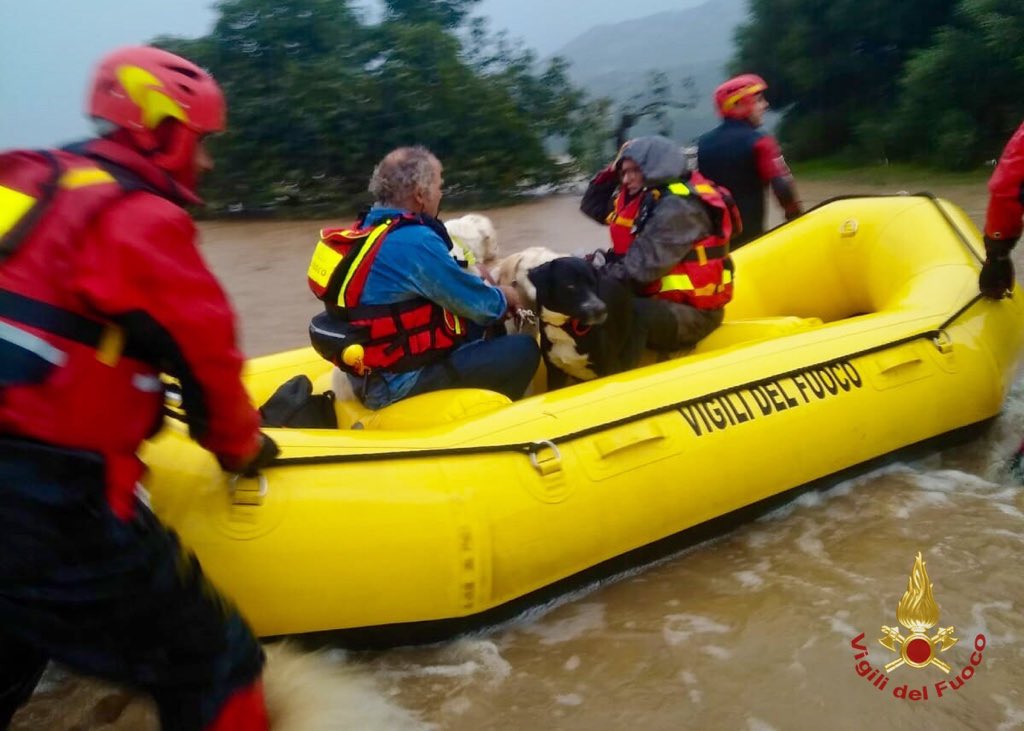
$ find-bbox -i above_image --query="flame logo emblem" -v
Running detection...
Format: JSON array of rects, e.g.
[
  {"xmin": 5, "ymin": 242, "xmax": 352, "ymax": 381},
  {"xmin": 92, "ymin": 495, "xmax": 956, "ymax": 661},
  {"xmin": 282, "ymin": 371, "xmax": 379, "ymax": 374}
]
[{"xmin": 878, "ymin": 552, "xmax": 959, "ymax": 673}]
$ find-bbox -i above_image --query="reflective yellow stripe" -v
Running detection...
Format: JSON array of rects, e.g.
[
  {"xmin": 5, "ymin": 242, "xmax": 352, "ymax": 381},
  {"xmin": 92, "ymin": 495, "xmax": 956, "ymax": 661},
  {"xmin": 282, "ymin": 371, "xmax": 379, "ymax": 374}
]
[
  {"xmin": 660, "ymin": 268, "xmax": 732, "ymax": 294},
  {"xmin": 613, "ymin": 215, "xmax": 634, "ymax": 226},
  {"xmin": 307, "ymin": 239, "xmax": 344, "ymax": 289},
  {"xmin": 337, "ymin": 222, "xmax": 392, "ymax": 305},
  {"xmin": 721, "ymin": 83, "xmax": 766, "ymax": 111},
  {"xmin": 660, "ymin": 274, "xmax": 693, "ymax": 291},
  {"xmin": 0, "ymin": 185, "xmax": 37, "ymax": 238},
  {"xmin": 667, "ymin": 182, "xmax": 690, "ymax": 196},
  {"xmin": 445, "ymin": 310, "xmax": 464, "ymax": 334},
  {"xmin": 695, "ymin": 245, "xmax": 708, "ymax": 266},
  {"xmin": 450, "ymin": 234, "xmax": 477, "ymax": 265},
  {"xmin": 59, "ymin": 168, "xmax": 115, "ymax": 190}
]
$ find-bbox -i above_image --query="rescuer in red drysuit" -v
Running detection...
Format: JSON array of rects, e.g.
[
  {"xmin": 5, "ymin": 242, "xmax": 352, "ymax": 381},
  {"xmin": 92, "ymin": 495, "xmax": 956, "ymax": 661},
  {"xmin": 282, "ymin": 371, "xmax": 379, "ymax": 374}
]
[{"xmin": 0, "ymin": 46, "xmax": 277, "ymax": 730}]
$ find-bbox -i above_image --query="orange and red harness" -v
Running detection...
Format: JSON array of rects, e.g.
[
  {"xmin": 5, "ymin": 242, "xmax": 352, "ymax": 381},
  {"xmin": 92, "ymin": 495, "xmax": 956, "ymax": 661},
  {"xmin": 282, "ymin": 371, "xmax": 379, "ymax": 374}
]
[
  {"xmin": 307, "ymin": 216, "xmax": 468, "ymax": 375},
  {"xmin": 630, "ymin": 175, "xmax": 740, "ymax": 310}
]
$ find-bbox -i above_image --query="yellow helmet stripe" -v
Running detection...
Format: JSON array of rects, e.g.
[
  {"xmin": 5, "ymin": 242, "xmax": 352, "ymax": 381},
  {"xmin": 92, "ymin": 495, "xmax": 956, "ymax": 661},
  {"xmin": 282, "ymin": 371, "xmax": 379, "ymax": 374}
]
[
  {"xmin": 117, "ymin": 64, "xmax": 187, "ymax": 129},
  {"xmin": 721, "ymin": 83, "xmax": 766, "ymax": 111}
]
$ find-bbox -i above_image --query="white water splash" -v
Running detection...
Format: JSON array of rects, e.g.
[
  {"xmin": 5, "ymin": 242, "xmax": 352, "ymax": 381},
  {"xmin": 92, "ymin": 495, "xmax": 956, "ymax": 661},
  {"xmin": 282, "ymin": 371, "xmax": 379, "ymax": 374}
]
[
  {"xmin": 380, "ymin": 640, "xmax": 511, "ymax": 688},
  {"xmin": 439, "ymin": 696, "xmax": 472, "ymax": 716},
  {"xmin": 979, "ymin": 375, "xmax": 1024, "ymax": 482},
  {"xmin": 264, "ymin": 643, "xmax": 431, "ymax": 731},
  {"xmin": 734, "ymin": 570, "xmax": 766, "ymax": 589},
  {"xmin": 828, "ymin": 612, "xmax": 859, "ymax": 639},
  {"xmin": 992, "ymin": 693, "xmax": 1024, "ymax": 731},
  {"xmin": 662, "ymin": 614, "xmax": 731, "ymax": 646},
  {"xmin": 970, "ymin": 601, "xmax": 1017, "ymax": 645},
  {"xmin": 554, "ymin": 693, "xmax": 584, "ymax": 706},
  {"xmin": 701, "ymin": 645, "xmax": 734, "ymax": 660},
  {"xmin": 522, "ymin": 602, "xmax": 606, "ymax": 645}
]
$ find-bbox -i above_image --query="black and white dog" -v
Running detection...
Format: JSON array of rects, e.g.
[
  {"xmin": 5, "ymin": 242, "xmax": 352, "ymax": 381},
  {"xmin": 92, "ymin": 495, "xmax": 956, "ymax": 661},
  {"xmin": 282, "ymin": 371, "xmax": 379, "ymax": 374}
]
[{"xmin": 527, "ymin": 256, "xmax": 637, "ymax": 390}]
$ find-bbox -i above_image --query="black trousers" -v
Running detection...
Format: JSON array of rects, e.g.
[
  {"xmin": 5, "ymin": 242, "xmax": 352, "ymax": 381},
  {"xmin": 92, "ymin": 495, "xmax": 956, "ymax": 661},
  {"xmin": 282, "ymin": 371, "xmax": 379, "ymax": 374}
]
[
  {"xmin": 628, "ymin": 299, "xmax": 725, "ymax": 361},
  {"xmin": 0, "ymin": 438, "xmax": 263, "ymax": 731}
]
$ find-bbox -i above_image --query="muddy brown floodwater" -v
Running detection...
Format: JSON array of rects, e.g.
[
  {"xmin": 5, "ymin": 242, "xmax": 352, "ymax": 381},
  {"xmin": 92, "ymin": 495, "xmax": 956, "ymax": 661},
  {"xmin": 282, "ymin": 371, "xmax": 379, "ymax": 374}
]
[{"xmin": 14, "ymin": 180, "xmax": 1024, "ymax": 731}]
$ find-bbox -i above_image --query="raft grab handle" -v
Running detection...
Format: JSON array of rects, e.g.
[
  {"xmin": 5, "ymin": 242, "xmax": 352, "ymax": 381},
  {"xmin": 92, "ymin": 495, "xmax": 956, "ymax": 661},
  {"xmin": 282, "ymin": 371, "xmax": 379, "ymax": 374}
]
[
  {"xmin": 595, "ymin": 421, "xmax": 667, "ymax": 458},
  {"xmin": 529, "ymin": 441, "xmax": 562, "ymax": 476},
  {"xmin": 230, "ymin": 472, "xmax": 269, "ymax": 506}
]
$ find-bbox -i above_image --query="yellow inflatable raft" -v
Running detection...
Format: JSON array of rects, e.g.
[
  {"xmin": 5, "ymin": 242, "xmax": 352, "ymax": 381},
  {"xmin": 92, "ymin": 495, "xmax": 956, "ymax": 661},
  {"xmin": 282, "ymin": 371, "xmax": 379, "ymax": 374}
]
[{"xmin": 141, "ymin": 194, "xmax": 1024, "ymax": 641}]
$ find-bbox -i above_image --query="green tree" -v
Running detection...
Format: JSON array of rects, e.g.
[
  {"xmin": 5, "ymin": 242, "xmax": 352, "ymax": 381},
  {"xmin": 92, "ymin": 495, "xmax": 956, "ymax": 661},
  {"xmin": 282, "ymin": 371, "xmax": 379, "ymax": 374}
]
[
  {"xmin": 733, "ymin": 0, "xmax": 959, "ymax": 160},
  {"xmin": 154, "ymin": 0, "xmax": 590, "ymax": 213},
  {"xmin": 566, "ymin": 97, "xmax": 614, "ymax": 175},
  {"xmin": 156, "ymin": 0, "xmax": 373, "ymax": 211},
  {"xmin": 382, "ymin": 0, "xmax": 481, "ymax": 28},
  {"xmin": 885, "ymin": 0, "xmax": 1024, "ymax": 168}
]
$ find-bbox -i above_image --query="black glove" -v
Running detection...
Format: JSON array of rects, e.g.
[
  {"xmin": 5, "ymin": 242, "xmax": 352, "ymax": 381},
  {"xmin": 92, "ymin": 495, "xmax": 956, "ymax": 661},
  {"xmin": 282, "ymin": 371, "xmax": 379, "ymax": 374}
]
[
  {"xmin": 980, "ymin": 236, "xmax": 1017, "ymax": 299},
  {"xmin": 584, "ymin": 248, "xmax": 622, "ymax": 270},
  {"xmin": 219, "ymin": 432, "xmax": 280, "ymax": 476}
]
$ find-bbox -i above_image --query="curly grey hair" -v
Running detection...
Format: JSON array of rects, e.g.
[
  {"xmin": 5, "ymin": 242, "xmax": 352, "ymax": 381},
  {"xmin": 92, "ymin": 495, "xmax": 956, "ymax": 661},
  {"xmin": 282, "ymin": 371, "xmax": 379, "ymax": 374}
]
[{"xmin": 368, "ymin": 146, "xmax": 439, "ymax": 207}]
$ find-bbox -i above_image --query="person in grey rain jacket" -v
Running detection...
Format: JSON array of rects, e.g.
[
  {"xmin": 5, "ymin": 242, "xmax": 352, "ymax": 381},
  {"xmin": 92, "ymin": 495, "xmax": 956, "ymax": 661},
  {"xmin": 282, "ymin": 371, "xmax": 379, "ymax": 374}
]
[{"xmin": 581, "ymin": 135, "xmax": 739, "ymax": 355}]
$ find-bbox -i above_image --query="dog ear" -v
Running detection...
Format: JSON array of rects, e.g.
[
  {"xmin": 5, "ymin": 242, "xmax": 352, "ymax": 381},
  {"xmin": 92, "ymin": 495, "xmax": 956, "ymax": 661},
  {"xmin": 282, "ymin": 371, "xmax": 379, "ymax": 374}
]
[
  {"xmin": 527, "ymin": 260, "xmax": 551, "ymax": 287},
  {"xmin": 527, "ymin": 261, "xmax": 553, "ymax": 304}
]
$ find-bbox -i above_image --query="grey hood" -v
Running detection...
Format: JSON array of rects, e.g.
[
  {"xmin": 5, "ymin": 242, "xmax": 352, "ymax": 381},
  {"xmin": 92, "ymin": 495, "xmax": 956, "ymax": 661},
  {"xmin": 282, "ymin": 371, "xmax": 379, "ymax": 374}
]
[{"xmin": 619, "ymin": 136, "xmax": 687, "ymax": 186}]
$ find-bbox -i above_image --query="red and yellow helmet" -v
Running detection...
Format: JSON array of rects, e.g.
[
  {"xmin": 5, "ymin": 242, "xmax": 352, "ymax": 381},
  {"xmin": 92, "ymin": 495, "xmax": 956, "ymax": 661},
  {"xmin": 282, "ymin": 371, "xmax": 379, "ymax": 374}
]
[
  {"xmin": 714, "ymin": 74, "xmax": 768, "ymax": 120},
  {"xmin": 88, "ymin": 46, "xmax": 225, "ymax": 185}
]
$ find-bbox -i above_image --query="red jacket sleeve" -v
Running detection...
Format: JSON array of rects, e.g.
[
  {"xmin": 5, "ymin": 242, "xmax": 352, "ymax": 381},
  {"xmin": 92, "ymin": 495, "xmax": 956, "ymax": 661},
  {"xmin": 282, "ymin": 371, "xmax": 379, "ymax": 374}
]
[
  {"xmin": 73, "ymin": 192, "xmax": 261, "ymax": 465},
  {"xmin": 753, "ymin": 135, "xmax": 803, "ymax": 219},
  {"xmin": 984, "ymin": 122, "xmax": 1024, "ymax": 244}
]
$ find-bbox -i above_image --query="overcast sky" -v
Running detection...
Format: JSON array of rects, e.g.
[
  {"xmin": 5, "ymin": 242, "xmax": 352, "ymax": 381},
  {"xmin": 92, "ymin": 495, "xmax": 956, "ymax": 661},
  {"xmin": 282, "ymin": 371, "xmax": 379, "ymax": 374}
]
[{"xmin": 1, "ymin": 0, "xmax": 696, "ymax": 148}]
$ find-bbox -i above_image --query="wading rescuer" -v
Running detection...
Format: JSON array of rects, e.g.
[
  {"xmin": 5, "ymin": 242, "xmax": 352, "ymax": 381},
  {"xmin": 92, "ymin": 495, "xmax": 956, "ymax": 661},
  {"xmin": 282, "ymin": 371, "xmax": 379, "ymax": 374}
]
[
  {"xmin": 0, "ymin": 46, "xmax": 278, "ymax": 730},
  {"xmin": 979, "ymin": 120, "xmax": 1024, "ymax": 300},
  {"xmin": 697, "ymin": 74, "xmax": 802, "ymax": 249},
  {"xmin": 581, "ymin": 135, "xmax": 740, "ymax": 355},
  {"xmin": 983, "ymin": 121, "xmax": 1024, "ymax": 479}
]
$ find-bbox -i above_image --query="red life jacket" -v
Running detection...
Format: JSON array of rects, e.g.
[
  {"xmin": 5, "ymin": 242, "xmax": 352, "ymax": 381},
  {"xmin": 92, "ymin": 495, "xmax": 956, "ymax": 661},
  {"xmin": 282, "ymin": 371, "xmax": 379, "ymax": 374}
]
[
  {"xmin": 606, "ymin": 188, "xmax": 643, "ymax": 255},
  {"xmin": 307, "ymin": 216, "xmax": 469, "ymax": 375},
  {"xmin": 628, "ymin": 174, "xmax": 739, "ymax": 310},
  {"xmin": 0, "ymin": 149, "xmax": 165, "ymax": 494}
]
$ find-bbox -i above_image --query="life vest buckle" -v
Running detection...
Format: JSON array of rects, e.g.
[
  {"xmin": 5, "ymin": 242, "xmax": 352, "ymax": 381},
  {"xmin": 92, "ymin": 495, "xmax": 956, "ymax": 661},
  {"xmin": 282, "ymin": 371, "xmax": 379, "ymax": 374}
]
[{"xmin": 95, "ymin": 325, "xmax": 125, "ymax": 366}]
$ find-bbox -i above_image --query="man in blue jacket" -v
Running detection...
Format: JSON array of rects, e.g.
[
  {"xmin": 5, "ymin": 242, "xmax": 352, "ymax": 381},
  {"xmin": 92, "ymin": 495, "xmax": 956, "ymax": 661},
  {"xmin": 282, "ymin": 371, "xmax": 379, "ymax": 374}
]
[{"xmin": 313, "ymin": 146, "xmax": 539, "ymax": 408}]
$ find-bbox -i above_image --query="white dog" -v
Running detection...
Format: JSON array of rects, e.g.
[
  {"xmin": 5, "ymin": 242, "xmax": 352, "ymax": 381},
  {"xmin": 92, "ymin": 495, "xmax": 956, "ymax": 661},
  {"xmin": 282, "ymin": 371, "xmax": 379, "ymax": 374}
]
[
  {"xmin": 493, "ymin": 246, "xmax": 563, "ymax": 312},
  {"xmin": 58, "ymin": 642, "xmax": 426, "ymax": 730},
  {"xmin": 263, "ymin": 643, "xmax": 426, "ymax": 731},
  {"xmin": 444, "ymin": 213, "xmax": 499, "ymax": 269}
]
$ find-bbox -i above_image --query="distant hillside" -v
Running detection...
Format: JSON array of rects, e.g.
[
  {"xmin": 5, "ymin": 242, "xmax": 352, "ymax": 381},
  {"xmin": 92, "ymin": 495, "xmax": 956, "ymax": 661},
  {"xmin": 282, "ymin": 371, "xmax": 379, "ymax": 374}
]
[{"xmin": 551, "ymin": 0, "xmax": 750, "ymax": 142}]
